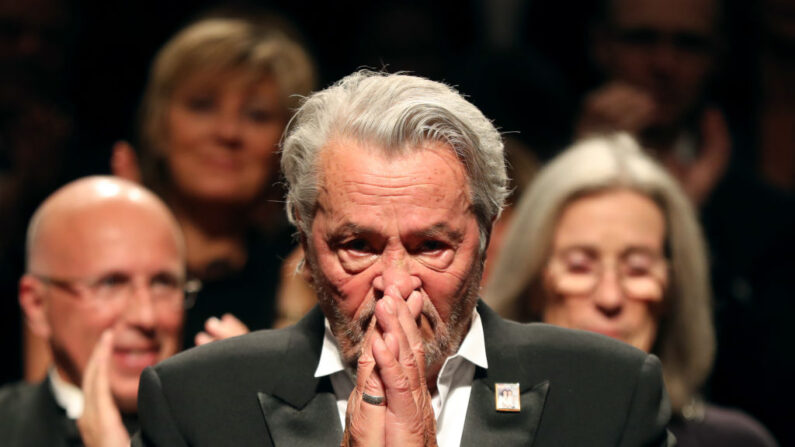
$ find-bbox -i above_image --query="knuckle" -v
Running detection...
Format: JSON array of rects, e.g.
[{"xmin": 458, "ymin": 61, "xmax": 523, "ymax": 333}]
[{"xmin": 357, "ymin": 354, "xmax": 375, "ymax": 369}]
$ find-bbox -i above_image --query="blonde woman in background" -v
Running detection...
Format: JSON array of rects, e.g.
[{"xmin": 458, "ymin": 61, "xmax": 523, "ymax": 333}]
[
  {"xmin": 484, "ymin": 134, "xmax": 777, "ymax": 446},
  {"xmin": 111, "ymin": 12, "xmax": 316, "ymax": 346}
]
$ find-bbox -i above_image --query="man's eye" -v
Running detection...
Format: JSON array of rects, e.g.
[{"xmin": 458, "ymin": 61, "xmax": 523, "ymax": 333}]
[
  {"xmin": 151, "ymin": 273, "xmax": 180, "ymax": 290},
  {"xmin": 94, "ymin": 273, "xmax": 129, "ymax": 291},
  {"xmin": 616, "ymin": 28, "xmax": 657, "ymax": 47},
  {"xmin": 343, "ymin": 239, "xmax": 371, "ymax": 253},
  {"xmin": 417, "ymin": 240, "xmax": 446, "ymax": 253}
]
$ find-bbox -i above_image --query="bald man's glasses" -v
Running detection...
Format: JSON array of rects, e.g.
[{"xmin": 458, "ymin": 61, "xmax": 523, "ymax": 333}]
[{"xmin": 32, "ymin": 273, "xmax": 201, "ymax": 310}]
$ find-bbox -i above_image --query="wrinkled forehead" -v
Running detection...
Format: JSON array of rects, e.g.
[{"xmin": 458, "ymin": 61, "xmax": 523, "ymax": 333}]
[{"xmin": 317, "ymin": 137, "xmax": 471, "ymax": 194}]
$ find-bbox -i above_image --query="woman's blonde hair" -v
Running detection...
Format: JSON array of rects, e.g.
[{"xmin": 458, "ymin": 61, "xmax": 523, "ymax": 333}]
[
  {"xmin": 138, "ymin": 14, "xmax": 316, "ymax": 190},
  {"xmin": 484, "ymin": 133, "xmax": 715, "ymax": 413}
]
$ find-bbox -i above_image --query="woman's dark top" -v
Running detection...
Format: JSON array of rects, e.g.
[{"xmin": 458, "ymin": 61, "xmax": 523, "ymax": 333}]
[
  {"xmin": 669, "ymin": 403, "xmax": 778, "ymax": 447},
  {"xmin": 183, "ymin": 228, "xmax": 295, "ymax": 347}
]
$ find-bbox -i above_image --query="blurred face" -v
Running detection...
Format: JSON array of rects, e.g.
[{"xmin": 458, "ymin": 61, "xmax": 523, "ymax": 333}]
[
  {"xmin": 164, "ymin": 70, "xmax": 287, "ymax": 204},
  {"xmin": 599, "ymin": 0, "xmax": 719, "ymax": 128},
  {"xmin": 542, "ymin": 190, "xmax": 668, "ymax": 352},
  {"xmin": 35, "ymin": 200, "xmax": 184, "ymax": 413},
  {"xmin": 305, "ymin": 139, "xmax": 483, "ymax": 378}
]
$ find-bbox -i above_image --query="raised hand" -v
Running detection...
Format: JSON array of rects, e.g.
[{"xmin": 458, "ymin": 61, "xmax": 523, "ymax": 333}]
[
  {"xmin": 195, "ymin": 313, "xmax": 250, "ymax": 345},
  {"xmin": 660, "ymin": 107, "xmax": 730, "ymax": 206},
  {"xmin": 77, "ymin": 331, "xmax": 130, "ymax": 447},
  {"xmin": 576, "ymin": 82, "xmax": 657, "ymax": 137}
]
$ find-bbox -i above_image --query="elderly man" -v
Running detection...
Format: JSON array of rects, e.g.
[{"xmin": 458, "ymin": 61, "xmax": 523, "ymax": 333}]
[
  {"xmin": 133, "ymin": 71, "xmax": 672, "ymax": 446},
  {"xmin": 0, "ymin": 176, "xmax": 188, "ymax": 446}
]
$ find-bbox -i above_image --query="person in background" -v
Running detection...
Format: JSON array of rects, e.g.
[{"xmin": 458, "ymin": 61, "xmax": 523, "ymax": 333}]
[
  {"xmin": 580, "ymin": 3, "xmax": 795, "ymax": 441},
  {"xmin": 110, "ymin": 12, "xmax": 316, "ymax": 345},
  {"xmin": 0, "ymin": 176, "xmax": 190, "ymax": 446},
  {"xmin": 485, "ymin": 134, "xmax": 777, "ymax": 446},
  {"xmin": 578, "ymin": 0, "xmax": 728, "ymax": 206}
]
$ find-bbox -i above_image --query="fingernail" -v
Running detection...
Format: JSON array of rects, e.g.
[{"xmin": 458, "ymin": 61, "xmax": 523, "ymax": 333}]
[
  {"xmin": 208, "ymin": 317, "xmax": 219, "ymax": 328},
  {"xmin": 383, "ymin": 298, "xmax": 394, "ymax": 315}
]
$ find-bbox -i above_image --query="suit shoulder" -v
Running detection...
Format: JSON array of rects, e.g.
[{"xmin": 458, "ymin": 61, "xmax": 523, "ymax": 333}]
[
  {"xmin": 0, "ymin": 380, "xmax": 38, "ymax": 411},
  {"xmin": 155, "ymin": 328, "xmax": 291, "ymax": 378},
  {"xmin": 506, "ymin": 321, "xmax": 650, "ymax": 370},
  {"xmin": 0, "ymin": 381, "xmax": 42, "ymax": 435}
]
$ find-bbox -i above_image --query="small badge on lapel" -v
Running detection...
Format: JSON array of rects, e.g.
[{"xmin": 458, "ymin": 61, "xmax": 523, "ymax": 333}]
[{"xmin": 495, "ymin": 382, "xmax": 521, "ymax": 412}]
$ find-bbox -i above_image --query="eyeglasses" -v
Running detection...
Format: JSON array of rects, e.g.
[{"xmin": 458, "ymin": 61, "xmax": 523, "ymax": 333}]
[
  {"xmin": 32, "ymin": 272, "xmax": 202, "ymax": 310},
  {"xmin": 545, "ymin": 247, "xmax": 668, "ymax": 301}
]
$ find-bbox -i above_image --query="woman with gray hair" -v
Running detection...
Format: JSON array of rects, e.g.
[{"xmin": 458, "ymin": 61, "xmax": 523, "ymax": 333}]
[{"xmin": 484, "ymin": 133, "xmax": 777, "ymax": 446}]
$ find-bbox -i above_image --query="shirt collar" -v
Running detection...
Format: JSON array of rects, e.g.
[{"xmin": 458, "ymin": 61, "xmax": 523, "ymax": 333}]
[
  {"xmin": 447, "ymin": 308, "xmax": 488, "ymax": 370},
  {"xmin": 313, "ymin": 308, "xmax": 488, "ymax": 378},
  {"xmin": 314, "ymin": 318, "xmax": 349, "ymax": 378},
  {"xmin": 48, "ymin": 368, "xmax": 84, "ymax": 419}
]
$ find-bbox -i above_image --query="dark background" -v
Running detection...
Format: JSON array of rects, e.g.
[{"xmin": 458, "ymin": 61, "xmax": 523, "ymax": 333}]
[{"xmin": 2, "ymin": 0, "xmax": 792, "ymax": 444}]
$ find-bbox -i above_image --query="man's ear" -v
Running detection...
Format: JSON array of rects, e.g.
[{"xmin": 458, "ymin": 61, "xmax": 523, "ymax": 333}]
[
  {"xmin": 110, "ymin": 140, "xmax": 142, "ymax": 183},
  {"xmin": 18, "ymin": 275, "xmax": 52, "ymax": 339}
]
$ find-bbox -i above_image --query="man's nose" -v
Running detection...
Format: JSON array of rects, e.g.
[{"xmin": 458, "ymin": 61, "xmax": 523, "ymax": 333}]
[
  {"xmin": 650, "ymin": 42, "xmax": 678, "ymax": 74},
  {"xmin": 593, "ymin": 269, "xmax": 625, "ymax": 317},
  {"xmin": 374, "ymin": 257, "xmax": 421, "ymax": 300},
  {"xmin": 123, "ymin": 283, "xmax": 157, "ymax": 329}
]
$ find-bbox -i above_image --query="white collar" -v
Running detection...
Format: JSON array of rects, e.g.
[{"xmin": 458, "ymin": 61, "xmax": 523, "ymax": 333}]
[
  {"xmin": 48, "ymin": 368, "xmax": 84, "ymax": 419},
  {"xmin": 440, "ymin": 308, "xmax": 488, "ymax": 370},
  {"xmin": 314, "ymin": 308, "xmax": 488, "ymax": 379},
  {"xmin": 314, "ymin": 318, "xmax": 350, "ymax": 378}
]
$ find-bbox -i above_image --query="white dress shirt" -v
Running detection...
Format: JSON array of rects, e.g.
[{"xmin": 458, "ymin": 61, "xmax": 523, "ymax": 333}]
[
  {"xmin": 48, "ymin": 368, "xmax": 84, "ymax": 419},
  {"xmin": 314, "ymin": 309, "xmax": 488, "ymax": 446}
]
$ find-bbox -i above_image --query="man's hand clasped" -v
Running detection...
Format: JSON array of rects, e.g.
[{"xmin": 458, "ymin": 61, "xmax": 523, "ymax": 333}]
[{"xmin": 342, "ymin": 285, "xmax": 438, "ymax": 447}]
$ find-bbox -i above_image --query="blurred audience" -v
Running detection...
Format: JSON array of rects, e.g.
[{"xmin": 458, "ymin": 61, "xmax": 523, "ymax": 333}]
[
  {"xmin": 0, "ymin": 0, "xmax": 76, "ymax": 385},
  {"xmin": 578, "ymin": 2, "xmax": 794, "ymax": 441},
  {"xmin": 485, "ymin": 134, "xmax": 777, "ymax": 446},
  {"xmin": 755, "ymin": 0, "xmax": 795, "ymax": 192},
  {"xmin": 111, "ymin": 12, "xmax": 317, "ymax": 345},
  {"xmin": 0, "ymin": 176, "xmax": 188, "ymax": 446}
]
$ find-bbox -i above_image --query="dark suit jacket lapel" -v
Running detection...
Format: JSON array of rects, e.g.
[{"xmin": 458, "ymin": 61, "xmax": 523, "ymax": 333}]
[
  {"xmin": 257, "ymin": 307, "xmax": 343, "ymax": 446},
  {"xmin": 461, "ymin": 302, "xmax": 549, "ymax": 447}
]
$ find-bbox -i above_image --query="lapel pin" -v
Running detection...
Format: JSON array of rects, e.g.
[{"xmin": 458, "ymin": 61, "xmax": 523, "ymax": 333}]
[{"xmin": 495, "ymin": 382, "xmax": 521, "ymax": 412}]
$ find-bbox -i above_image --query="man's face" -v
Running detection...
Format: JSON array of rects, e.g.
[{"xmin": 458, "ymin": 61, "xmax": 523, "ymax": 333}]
[
  {"xmin": 598, "ymin": 0, "xmax": 719, "ymax": 129},
  {"xmin": 36, "ymin": 200, "xmax": 184, "ymax": 413},
  {"xmin": 305, "ymin": 138, "xmax": 483, "ymax": 378}
]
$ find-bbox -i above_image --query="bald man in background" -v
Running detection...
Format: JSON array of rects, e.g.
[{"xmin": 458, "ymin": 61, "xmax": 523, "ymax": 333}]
[{"xmin": 0, "ymin": 176, "xmax": 189, "ymax": 446}]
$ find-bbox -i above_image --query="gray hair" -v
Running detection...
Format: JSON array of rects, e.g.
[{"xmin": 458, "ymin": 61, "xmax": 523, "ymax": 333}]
[
  {"xmin": 280, "ymin": 70, "xmax": 509, "ymax": 253},
  {"xmin": 484, "ymin": 133, "xmax": 715, "ymax": 413}
]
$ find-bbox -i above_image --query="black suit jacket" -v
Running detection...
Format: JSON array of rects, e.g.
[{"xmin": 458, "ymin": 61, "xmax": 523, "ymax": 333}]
[
  {"xmin": 0, "ymin": 376, "xmax": 140, "ymax": 447},
  {"xmin": 0, "ymin": 377, "xmax": 84, "ymax": 447},
  {"xmin": 133, "ymin": 302, "xmax": 673, "ymax": 446}
]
